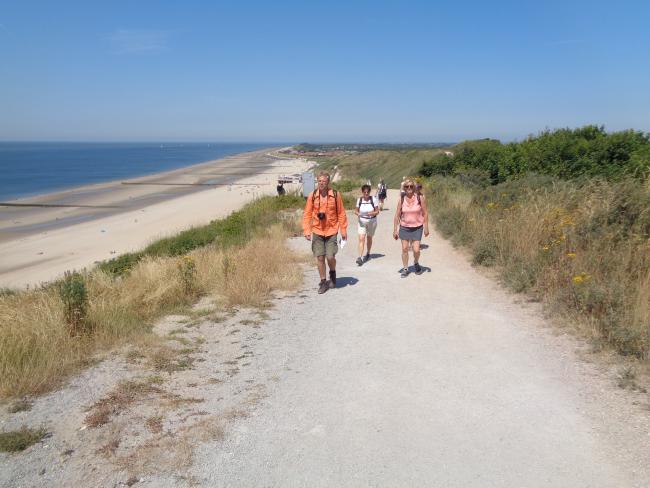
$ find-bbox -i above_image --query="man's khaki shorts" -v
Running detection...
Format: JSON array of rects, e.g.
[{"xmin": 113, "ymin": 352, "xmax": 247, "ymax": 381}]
[{"xmin": 312, "ymin": 233, "xmax": 338, "ymax": 258}]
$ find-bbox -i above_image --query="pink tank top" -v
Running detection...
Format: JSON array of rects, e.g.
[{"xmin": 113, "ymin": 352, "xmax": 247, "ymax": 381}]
[{"xmin": 400, "ymin": 195, "xmax": 425, "ymax": 227}]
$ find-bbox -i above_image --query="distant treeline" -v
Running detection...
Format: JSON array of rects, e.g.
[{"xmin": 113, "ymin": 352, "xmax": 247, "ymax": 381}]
[
  {"xmin": 418, "ymin": 126, "xmax": 650, "ymax": 184},
  {"xmin": 295, "ymin": 143, "xmax": 452, "ymax": 153}
]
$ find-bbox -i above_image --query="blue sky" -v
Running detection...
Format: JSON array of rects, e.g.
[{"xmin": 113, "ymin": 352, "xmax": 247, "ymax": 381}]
[{"xmin": 1, "ymin": 0, "xmax": 648, "ymax": 142}]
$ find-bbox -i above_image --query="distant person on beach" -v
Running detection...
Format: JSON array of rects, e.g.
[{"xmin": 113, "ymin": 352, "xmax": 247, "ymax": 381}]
[
  {"xmin": 393, "ymin": 178, "xmax": 429, "ymax": 277},
  {"xmin": 303, "ymin": 172, "xmax": 348, "ymax": 294},
  {"xmin": 376, "ymin": 178, "xmax": 387, "ymax": 210},
  {"xmin": 354, "ymin": 184, "xmax": 380, "ymax": 266},
  {"xmin": 276, "ymin": 181, "xmax": 286, "ymax": 196}
]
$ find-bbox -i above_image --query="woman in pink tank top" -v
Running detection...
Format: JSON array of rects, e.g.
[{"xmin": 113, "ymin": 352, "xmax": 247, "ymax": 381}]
[{"xmin": 392, "ymin": 178, "xmax": 429, "ymax": 277}]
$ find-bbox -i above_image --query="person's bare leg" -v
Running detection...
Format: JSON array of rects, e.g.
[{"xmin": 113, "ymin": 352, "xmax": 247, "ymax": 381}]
[
  {"xmin": 317, "ymin": 256, "xmax": 326, "ymax": 280},
  {"xmin": 401, "ymin": 240, "xmax": 409, "ymax": 268},
  {"xmin": 358, "ymin": 235, "xmax": 365, "ymax": 257},
  {"xmin": 366, "ymin": 235, "xmax": 373, "ymax": 256},
  {"xmin": 412, "ymin": 240, "xmax": 421, "ymax": 264}
]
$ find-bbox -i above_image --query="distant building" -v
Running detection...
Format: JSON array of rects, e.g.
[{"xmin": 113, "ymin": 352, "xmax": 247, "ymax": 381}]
[{"xmin": 444, "ymin": 151, "xmax": 454, "ymax": 157}]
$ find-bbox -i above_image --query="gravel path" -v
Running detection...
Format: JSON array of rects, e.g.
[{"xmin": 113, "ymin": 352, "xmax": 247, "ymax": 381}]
[{"xmin": 191, "ymin": 190, "xmax": 650, "ymax": 487}]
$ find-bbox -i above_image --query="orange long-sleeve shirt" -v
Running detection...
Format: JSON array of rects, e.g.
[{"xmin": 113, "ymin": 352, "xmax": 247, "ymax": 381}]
[{"xmin": 302, "ymin": 188, "xmax": 348, "ymax": 237}]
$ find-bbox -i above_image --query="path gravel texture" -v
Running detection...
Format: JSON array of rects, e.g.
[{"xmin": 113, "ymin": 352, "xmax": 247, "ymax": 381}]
[{"xmin": 192, "ymin": 190, "xmax": 650, "ymax": 487}]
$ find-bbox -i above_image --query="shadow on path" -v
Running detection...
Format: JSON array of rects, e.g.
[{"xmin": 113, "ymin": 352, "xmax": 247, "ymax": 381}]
[
  {"xmin": 395, "ymin": 265, "xmax": 432, "ymax": 275},
  {"xmin": 335, "ymin": 276, "xmax": 359, "ymax": 288}
]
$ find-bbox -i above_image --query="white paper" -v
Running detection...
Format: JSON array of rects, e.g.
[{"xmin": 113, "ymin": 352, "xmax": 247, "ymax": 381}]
[{"xmin": 339, "ymin": 237, "xmax": 347, "ymax": 249}]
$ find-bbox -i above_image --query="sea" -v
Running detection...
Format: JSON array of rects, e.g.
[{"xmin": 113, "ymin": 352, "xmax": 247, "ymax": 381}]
[{"xmin": 0, "ymin": 142, "xmax": 274, "ymax": 201}]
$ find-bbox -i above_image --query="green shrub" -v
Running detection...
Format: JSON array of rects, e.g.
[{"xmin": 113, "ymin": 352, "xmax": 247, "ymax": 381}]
[
  {"xmin": 0, "ymin": 427, "xmax": 47, "ymax": 453},
  {"xmin": 418, "ymin": 126, "xmax": 650, "ymax": 182},
  {"xmin": 472, "ymin": 240, "xmax": 497, "ymax": 266},
  {"xmin": 0, "ymin": 288, "xmax": 17, "ymax": 297},
  {"xmin": 58, "ymin": 271, "xmax": 89, "ymax": 335},
  {"xmin": 502, "ymin": 259, "xmax": 538, "ymax": 293},
  {"xmin": 97, "ymin": 252, "xmax": 143, "ymax": 276},
  {"xmin": 177, "ymin": 256, "xmax": 197, "ymax": 295}
]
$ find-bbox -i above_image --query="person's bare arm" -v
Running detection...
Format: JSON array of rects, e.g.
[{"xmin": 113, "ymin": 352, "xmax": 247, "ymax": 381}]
[
  {"xmin": 421, "ymin": 194, "xmax": 430, "ymax": 237},
  {"xmin": 393, "ymin": 200, "xmax": 401, "ymax": 240}
]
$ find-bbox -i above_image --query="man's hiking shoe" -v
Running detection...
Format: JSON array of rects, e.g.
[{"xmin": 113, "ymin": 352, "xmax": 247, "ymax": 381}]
[
  {"xmin": 400, "ymin": 267, "xmax": 410, "ymax": 278},
  {"xmin": 329, "ymin": 270, "xmax": 337, "ymax": 288},
  {"xmin": 318, "ymin": 280, "xmax": 329, "ymax": 294},
  {"xmin": 356, "ymin": 257, "xmax": 363, "ymax": 266},
  {"xmin": 414, "ymin": 262, "xmax": 423, "ymax": 275},
  {"xmin": 363, "ymin": 254, "xmax": 370, "ymax": 262}
]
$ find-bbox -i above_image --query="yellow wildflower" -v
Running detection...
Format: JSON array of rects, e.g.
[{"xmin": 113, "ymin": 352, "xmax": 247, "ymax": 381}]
[
  {"xmin": 572, "ymin": 272, "xmax": 591, "ymax": 285},
  {"xmin": 486, "ymin": 202, "xmax": 495, "ymax": 208},
  {"xmin": 566, "ymin": 253, "xmax": 576, "ymax": 258}
]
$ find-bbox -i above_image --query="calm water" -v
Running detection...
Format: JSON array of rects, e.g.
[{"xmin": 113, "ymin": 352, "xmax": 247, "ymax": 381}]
[{"xmin": 0, "ymin": 142, "xmax": 273, "ymax": 201}]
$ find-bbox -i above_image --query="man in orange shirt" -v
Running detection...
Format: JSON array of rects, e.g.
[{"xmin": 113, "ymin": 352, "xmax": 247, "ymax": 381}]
[{"xmin": 302, "ymin": 172, "xmax": 348, "ymax": 294}]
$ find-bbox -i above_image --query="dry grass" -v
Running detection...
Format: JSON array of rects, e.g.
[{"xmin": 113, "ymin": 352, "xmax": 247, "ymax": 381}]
[
  {"xmin": 0, "ymin": 221, "xmax": 303, "ymax": 399},
  {"xmin": 145, "ymin": 415, "xmax": 163, "ymax": 434},
  {"xmin": 429, "ymin": 176, "xmax": 650, "ymax": 358},
  {"xmin": 85, "ymin": 379, "xmax": 164, "ymax": 428},
  {"xmin": 193, "ymin": 226, "xmax": 303, "ymax": 307},
  {"xmin": 116, "ymin": 416, "xmax": 224, "ymax": 476}
]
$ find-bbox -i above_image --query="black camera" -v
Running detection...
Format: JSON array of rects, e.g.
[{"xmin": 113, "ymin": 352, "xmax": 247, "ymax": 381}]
[{"xmin": 317, "ymin": 212, "xmax": 326, "ymax": 220}]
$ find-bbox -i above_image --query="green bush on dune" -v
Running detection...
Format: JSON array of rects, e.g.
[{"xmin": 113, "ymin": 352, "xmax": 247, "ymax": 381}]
[{"xmin": 419, "ymin": 126, "xmax": 650, "ymax": 184}]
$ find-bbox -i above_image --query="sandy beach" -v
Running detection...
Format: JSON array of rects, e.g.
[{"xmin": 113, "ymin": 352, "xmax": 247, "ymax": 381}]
[{"xmin": 0, "ymin": 148, "xmax": 311, "ymax": 288}]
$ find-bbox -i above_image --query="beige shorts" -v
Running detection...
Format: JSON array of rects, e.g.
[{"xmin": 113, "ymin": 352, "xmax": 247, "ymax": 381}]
[{"xmin": 358, "ymin": 218, "xmax": 377, "ymax": 236}]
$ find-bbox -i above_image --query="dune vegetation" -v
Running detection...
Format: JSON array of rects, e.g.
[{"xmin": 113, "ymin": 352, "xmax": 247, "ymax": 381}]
[
  {"xmin": 420, "ymin": 126, "xmax": 650, "ymax": 358},
  {"xmin": 315, "ymin": 148, "xmax": 446, "ymax": 188},
  {"xmin": 0, "ymin": 195, "xmax": 306, "ymax": 399}
]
